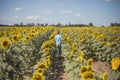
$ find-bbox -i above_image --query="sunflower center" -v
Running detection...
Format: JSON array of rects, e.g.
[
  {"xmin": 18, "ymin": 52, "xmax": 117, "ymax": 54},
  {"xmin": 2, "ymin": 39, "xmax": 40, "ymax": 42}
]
[
  {"xmin": 26, "ymin": 37, "xmax": 29, "ymax": 40},
  {"xmin": 38, "ymin": 70, "xmax": 43, "ymax": 73},
  {"xmin": 32, "ymin": 34, "xmax": 34, "ymax": 37},
  {"xmin": 3, "ymin": 41, "xmax": 8, "ymax": 46},
  {"xmin": 86, "ymin": 74, "xmax": 94, "ymax": 78},
  {"xmin": 38, "ymin": 64, "xmax": 46, "ymax": 69},
  {"xmin": 14, "ymin": 36, "xmax": 17, "ymax": 40}
]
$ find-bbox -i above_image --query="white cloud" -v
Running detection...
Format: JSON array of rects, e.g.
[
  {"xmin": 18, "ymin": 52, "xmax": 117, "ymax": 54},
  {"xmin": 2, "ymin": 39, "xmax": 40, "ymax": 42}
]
[
  {"xmin": 61, "ymin": 10, "xmax": 86, "ymax": 18},
  {"xmin": 26, "ymin": 15, "xmax": 39, "ymax": 20},
  {"xmin": 75, "ymin": 13, "xmax": 85, "ymax": 18},
  {"xmin": 39, "ymin": 10, "xmax": 53, "ymax": 15},
  {"xmin": 61, "ymin": 10, "xmax": 73, "ymax": 14},
  {"xmin": 43, "ymin": 18, "xmax": 51, "ymax": 22},
  {"xmin": 0, "ymin": 15, "xmax": 54, "ymax": 25},
  {"xmin": 14, "ymin": 8, "xmax": 21, "ymax": 12},
  {"xmin": 75, "ymin": 13, "xmax": 81, "ymax": 16}
]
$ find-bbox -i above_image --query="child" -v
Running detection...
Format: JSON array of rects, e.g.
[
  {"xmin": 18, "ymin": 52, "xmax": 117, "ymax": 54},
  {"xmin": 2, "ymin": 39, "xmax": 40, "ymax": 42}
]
[{"xmin": 54, "ymin": 30, "xmax": 62, "ymax": 59}]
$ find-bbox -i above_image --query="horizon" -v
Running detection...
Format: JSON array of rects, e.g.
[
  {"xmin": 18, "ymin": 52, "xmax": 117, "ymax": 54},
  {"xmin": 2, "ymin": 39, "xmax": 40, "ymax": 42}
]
[{"xmin": 0, "ymin": 0, "xmax": 120, "ymax": 26}]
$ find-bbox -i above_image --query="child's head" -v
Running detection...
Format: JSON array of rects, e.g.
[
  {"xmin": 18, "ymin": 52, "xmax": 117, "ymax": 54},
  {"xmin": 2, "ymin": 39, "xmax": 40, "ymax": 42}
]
[{"xmin": 56, "ymin": 30, "xmax": 60, "ymax": 34}]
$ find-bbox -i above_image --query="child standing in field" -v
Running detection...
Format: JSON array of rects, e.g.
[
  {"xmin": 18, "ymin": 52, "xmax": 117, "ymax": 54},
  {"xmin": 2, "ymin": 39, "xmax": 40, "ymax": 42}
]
[{"xmin": 54, "ymin": 29, "xmax": 62, "ymax": 59}]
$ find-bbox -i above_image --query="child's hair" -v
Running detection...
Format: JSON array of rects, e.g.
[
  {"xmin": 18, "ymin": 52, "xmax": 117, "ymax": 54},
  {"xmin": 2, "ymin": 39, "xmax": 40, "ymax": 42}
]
[{"xmin": 57, "ymin": 30, "xmax": 60, "ymax": 34}]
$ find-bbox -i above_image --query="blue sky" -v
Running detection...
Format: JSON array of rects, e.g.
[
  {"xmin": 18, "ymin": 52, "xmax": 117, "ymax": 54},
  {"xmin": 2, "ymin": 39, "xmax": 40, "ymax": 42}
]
[{"xmin": 0, "ymin": 0, "xmax": 120, "ymax": 26}]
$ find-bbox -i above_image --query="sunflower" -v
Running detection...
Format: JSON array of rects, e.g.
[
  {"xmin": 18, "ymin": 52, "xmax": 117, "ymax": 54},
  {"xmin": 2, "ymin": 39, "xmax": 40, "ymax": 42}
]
[
  {"xmin": 79, "ymin": 56, "xmax": 84, "ymax": 62},
  {"xmin": 44, "ymin": 48, "xmax": 50, "ymax": 53},
  {"xmin": 111, "ymin": 57, "xmax": 120, "ymax": 70},
  {"xmin": 73, "ymin": 42, "xmax": 77, "ymax": 47},
  {"xmin": 73, "ymin": 47, "xmax": 78, "ymax": 52},
  {"xmin": 29, "ymin": 33, "xmax": 35, "ymax": 38},
  {"xmin": 1, "ymin": 38, "xmax": 11, "ymax": 50},
  {"xmin": 37, "ymin": 69, "xmax": 44, "ymax": 75},
  {"xmin": 80, "ymin": 38, "xmax": 86, "ymax": 43},
  {"xmin": 22, "ymin": 38, "xmax": 27, "ymax": 43},
  {"xmin": 80, "ymin": 51, "xmax": 85, "ymax": 57},
  {"xmin": 45, "ymin": 59, "xmax": 51, "ymax": 67},
  {"xmin": 101, "ymin": 41, "xmax": 106, "ymax": 46},
  {"xmin": 102, "ymin": 72, "xmax": 107, "ymax": 80},
  {"xmin": 23, "ymin": 30, "xmax": 26, "ymax": 33},
  {"xmin": 45, "ymin": 56, "xmax": 51, "ymax": 60},
  {"xmin": 37, "ymin": 63, "xmax": 47, "ymax": 69},
  {"xmin": 81, "ymin": 71, "xmax": 95, "ymax": 80},
  {"xmin": 80, "ymin": 66, "xmax": 88, "ymax": 74},
  {"xmin": 42, "ymin": 41, "xmax": 49, "ymax": 49},
  {"xmin": 31, "ymin": 72, "xmax": 44, "ymax": 80},
  {"xmin": 0, "ymin": 38, "xmax": 4, "ymax": 43},
  {"xmin": 106, "ymin": 42, "xmax": 116, "ymax": 47},
  {"xmin": 31, "ymin": 30, "xmax": 35, "ymax": 33},
  {"xmin": 49, "ymin": 33, "xmax": 55, "ymax": 39},
  {"xmin": 26, "ymin": 36, "xmax": 30, "ymax": 40},
  {"xmin": 87, "ymin": 58, "xmax": 93, "ymax": 66},
  {"xmin": 49, "ymin": 39, "xmax": 55, "ymax": 46},
  {"xmin": 86, "ymin": 65, "xmax": 92, "ymax": 71},
  {"xmin": 12, "ymin": 34, "xmax": 20, "ymax": 42}
]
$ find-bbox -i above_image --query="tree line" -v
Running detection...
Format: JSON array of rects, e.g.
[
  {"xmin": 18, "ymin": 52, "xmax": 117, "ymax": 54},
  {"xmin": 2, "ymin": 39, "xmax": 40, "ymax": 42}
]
[
  {"xmin": 110, "ymin": 23, "xmax": 120, "ymax": 27},
  {"xmin": 0, "ymin": 22, "xmax": 120, "ymax": 27},
  {"xmin": 0, "ymin": 22, "xmax": 94, "ymax": 27}
]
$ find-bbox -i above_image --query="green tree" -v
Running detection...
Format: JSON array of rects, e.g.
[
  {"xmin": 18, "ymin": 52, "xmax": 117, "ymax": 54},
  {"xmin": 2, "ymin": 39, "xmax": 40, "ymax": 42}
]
[{"xmin": 89, "ymin": 23, "xmax": 94, "ymax": 26}]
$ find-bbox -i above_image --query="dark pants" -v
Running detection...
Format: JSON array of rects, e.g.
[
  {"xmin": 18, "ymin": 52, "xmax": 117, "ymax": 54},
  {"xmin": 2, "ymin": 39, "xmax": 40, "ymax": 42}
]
[{"xmin": 56, "ymin": 44, "xmax": 62, "ymax": 58}]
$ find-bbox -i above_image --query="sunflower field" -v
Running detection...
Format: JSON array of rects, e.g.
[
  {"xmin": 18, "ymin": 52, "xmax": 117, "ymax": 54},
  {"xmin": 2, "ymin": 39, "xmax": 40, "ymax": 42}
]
[
  {"xmin": 60, "ymin": 27, "xmax": 120, "ymax": 80},
  {"xmin": 0, "ymin": 26, "xmax": 120, "ymax": 80}
]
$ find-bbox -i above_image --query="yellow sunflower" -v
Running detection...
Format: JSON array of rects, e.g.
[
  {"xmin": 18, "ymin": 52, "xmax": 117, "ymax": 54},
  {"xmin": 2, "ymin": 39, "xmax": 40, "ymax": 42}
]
[
  {"xmin": 12, "ymin": 34, "xmax": 20, "ymax": 42},
  {"xmin": 80, "ymin": 66, "xmax": 88, "ymax": 74},
  {"xmin": 102, "ymin": 72, "xmax": 107, "ymax": 80},
  {"xmin": 49, "ymin": 39, "xmax": 55, "ymax": 46},
  {"xmin": 29, "ymin": 33, "xmax": 35, "ymax": 38},
  {"xmin": 45, "ymin": 59, "xmax": 51, "ymax": 67},
  {"xmin": 37, "ymin": 63, "xmax": 47, "ymax": 69},
  {"xmin": 22, "ymin": 38, "xmax": 27, "ymax": 43},
  {"xmin": 80, "ymin": 51, "xmax": 85, "ymax": 57},
  {"xmin": 49, "ymin": 33, "xmax": 55, "ymax": 39},
  {"xmin": 44, "ymin": 48, "xmax": 50, "ymax": 53},
  {"xmin": 80, "ymin": 38, "xmax": 86, "ymax": 43},
  {"xmin": 86, "ymin": 65, "xmax": 92, "ymax": 71},
  {"xmin": 87, "ymin": 58, "xmax": 93, "ymax": 66},
  {"xmin": 81, "ymin": 71, "xmax": 95, "ymax": 80},
  {"xmin": 42, "ymin": 41, "xmax": 49, "ymax": 49},
  {"xmin": 26, "ymin": 36, "xmax": 30, "ymax": 40},
  {"xmin": 73, "ymin": 47, "xmax": 78, "ymax": 52},
  {"xmin": 45, "ymin": 55, "xmax": 51, "ymax": 60},
  {"xmin": 111, "ymin": 57, "xmax": 120, "ymax": 70},
  {"xmin": 37, "ymin": 69, "xmax": 44, "ymax": 75},
  {"xmin": 31, "ymin": 72, "xmax": 44, "ymax": 80},
  {"xmin": 1, "ymin": 38, "xmax": 11, "ymax": 50},
  {"xmin": 79, "ymin": 56, "xmax": 84, "ymax": 62},
  {"xmin": 106, "ymin": 42, "xmax": 116, "ymax": 47}
]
